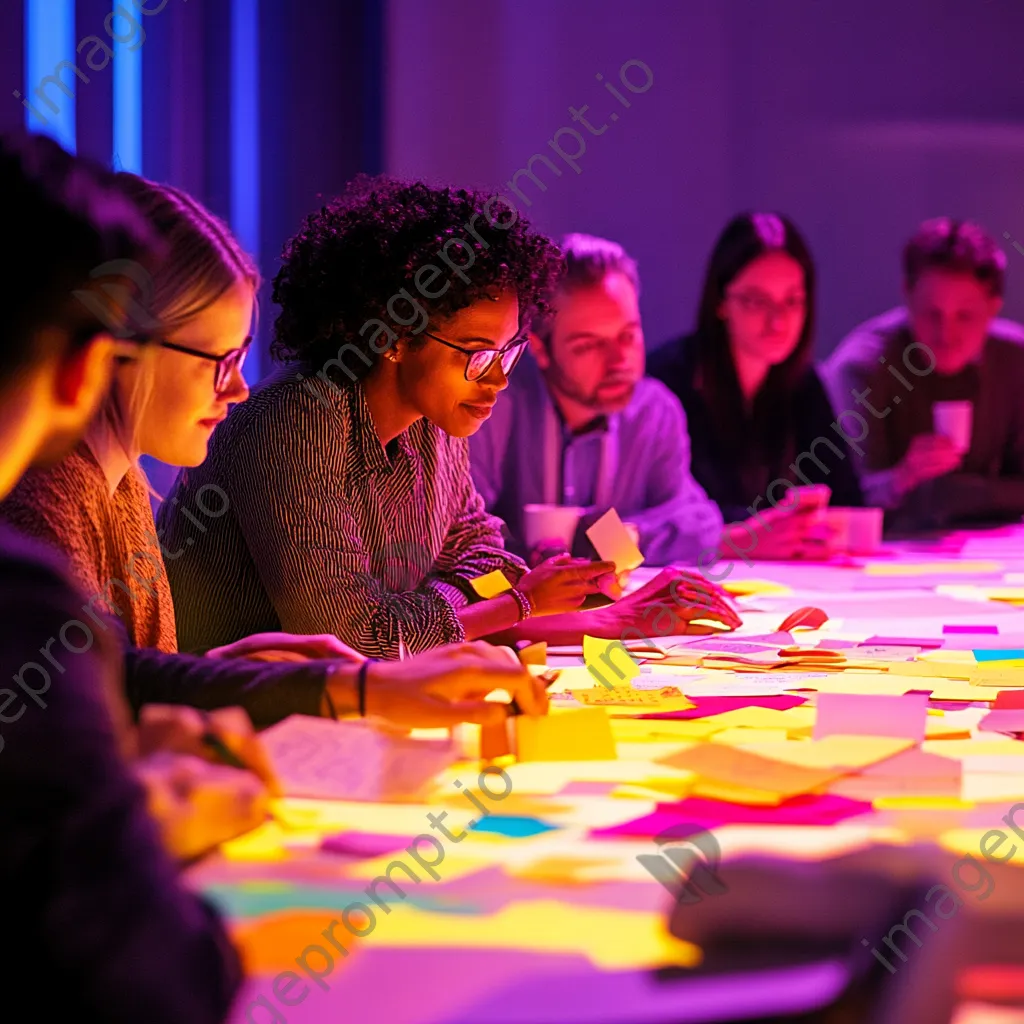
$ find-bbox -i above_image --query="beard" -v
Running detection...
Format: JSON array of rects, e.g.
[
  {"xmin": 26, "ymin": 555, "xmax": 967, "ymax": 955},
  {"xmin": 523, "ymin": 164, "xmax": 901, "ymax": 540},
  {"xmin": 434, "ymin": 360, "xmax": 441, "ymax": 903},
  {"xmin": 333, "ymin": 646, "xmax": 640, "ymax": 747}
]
[{"xmin": 547, "ymin": 363, "xmax": 636, "ymax": 413}]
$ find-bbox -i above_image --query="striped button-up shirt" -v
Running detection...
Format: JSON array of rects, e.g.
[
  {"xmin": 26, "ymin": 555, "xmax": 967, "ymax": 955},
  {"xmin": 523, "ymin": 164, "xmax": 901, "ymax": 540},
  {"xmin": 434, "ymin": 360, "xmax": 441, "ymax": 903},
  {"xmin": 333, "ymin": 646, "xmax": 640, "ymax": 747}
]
[{"xmin": 159, "ymin": 366, "xmax": 526, "ymax": 659}]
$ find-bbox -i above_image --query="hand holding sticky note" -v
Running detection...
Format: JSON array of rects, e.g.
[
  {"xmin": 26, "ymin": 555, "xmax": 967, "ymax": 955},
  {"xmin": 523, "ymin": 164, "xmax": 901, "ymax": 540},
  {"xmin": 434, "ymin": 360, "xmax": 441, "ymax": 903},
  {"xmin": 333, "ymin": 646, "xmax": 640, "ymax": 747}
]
[{"xmin": 585, "ymin": 509, "xmax": 644, "ymax": 572}]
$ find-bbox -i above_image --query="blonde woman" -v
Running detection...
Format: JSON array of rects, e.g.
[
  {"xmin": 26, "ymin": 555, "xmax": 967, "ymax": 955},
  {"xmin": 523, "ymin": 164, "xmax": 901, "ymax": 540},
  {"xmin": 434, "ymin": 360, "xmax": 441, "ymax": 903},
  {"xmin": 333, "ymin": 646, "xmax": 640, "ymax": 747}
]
[{"xmin": 0, "ymin": 174, "xmax": 541, "ymax": 730}]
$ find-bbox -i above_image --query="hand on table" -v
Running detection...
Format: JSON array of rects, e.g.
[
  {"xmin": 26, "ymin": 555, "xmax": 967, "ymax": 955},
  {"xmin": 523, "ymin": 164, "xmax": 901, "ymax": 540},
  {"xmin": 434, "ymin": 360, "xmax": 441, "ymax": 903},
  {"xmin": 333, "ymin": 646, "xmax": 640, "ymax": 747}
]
[
  {"xmin": 349, "ymin": 641, "xmax": 549, "ymax": 729},
  {"xmin": 895, "ymin": 433, "xmax": 963, "ymax": 495},
  {"xmin": 135, "ymin": 751, "xmax": 269, "ymax": 861},
  {"xmin": 206, "ymin": 631, "xmax": 366, "ymax": 664},
  {"xmin": 517, "ymin": 553, "xmax": 619, "ymax": 614},
  {"xmin": 587, "ymin": 566, "xmax": 742, "ymax": 638}
]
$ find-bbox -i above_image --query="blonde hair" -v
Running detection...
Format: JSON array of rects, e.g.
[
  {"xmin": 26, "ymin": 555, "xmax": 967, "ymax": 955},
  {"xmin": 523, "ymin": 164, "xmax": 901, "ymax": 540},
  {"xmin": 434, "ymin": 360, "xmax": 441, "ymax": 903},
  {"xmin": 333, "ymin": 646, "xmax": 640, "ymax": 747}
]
[{"xmin": 94, "ymin": 174, "xmax": 260, "ymax": 459}]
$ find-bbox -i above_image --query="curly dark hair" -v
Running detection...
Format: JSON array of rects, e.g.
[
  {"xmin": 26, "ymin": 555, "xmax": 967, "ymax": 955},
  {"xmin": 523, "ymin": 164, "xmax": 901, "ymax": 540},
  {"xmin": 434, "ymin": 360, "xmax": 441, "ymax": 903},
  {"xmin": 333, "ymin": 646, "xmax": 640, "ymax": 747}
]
[{"xmin": 271, "ymin": 174, "xmax": 564, "ymax": 382}]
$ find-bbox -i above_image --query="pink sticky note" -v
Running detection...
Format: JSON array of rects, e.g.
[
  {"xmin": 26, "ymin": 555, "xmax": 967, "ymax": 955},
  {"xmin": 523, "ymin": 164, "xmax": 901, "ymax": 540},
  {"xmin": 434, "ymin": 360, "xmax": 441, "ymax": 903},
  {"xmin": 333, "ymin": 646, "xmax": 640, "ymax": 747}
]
[
  {"xmin": 979, "ymin": 709, "xmax": 1024, "ymax": 733},
  {"xmin": 322, "ymin": 832, "xmax": 414, "ymax": 858},
  {"xmin": 864, "ymin": 635, "xmax": 944, "ymax": 649},
  {"xmin": 813, "ymin": 692, "xmax": 929, "ymax": 742},
  {"xmin": 943, "ymin": 624, "xmax": 999, "ymax": 635}
]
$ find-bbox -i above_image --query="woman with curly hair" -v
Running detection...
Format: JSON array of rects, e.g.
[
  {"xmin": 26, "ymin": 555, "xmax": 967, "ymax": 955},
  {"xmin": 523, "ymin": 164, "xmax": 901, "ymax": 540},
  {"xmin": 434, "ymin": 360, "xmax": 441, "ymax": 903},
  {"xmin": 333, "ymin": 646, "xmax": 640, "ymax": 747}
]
[{"xmin": 161, "ymin": 176, "xmax": 739, "ymax": 657}]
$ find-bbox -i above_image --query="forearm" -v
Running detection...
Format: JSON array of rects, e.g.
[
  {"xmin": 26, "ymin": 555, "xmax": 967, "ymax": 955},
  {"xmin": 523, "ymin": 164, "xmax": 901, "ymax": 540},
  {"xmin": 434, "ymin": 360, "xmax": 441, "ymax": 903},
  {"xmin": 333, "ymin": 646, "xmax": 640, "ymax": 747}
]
[
  {"xmin": 458, "ymin": 594, "xmax": 521, "ymax": 640},
  {"xmin": 485, "ymin": 607, "xmax": 608, "ymax": 647},
  {"xmin": 124, "ymin": 647, "xmax": 330, "ymax": 727}
]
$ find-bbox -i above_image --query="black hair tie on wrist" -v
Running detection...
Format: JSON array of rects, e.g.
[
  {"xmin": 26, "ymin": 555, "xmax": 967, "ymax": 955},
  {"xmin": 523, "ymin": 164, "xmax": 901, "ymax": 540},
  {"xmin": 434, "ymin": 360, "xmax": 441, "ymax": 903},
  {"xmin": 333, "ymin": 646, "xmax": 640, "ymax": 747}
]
[{"xmin": 358, "ymin": 659, "xmax": 374, "ymax": 717}]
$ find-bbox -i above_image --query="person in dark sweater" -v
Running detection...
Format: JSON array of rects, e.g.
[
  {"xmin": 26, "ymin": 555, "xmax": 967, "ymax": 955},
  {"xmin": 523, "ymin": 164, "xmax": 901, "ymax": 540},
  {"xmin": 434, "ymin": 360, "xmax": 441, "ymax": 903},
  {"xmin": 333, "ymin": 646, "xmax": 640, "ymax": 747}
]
[
  {"xmin": 649, "ymin": 212, "xmax": 863, "ymax": 560},
  {"xmin": 824, "ymin": 218, "xmax": 1024, "ymax": 533},
  {"xmin": 0, "ymin": 131, "xmax": 241, "ymax": 1024}
]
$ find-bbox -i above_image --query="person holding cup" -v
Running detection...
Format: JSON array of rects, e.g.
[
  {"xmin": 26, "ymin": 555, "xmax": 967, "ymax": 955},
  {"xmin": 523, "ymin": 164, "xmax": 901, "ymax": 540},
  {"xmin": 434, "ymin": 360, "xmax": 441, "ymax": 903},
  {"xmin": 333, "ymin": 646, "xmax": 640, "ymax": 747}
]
[
  {"xmin": 650, "ymin": 213, "xmax": 863, "ymax": 561},
  {"xmin": 825, "ymin": 218, "xmax": 1024, "ymax": 532},
  {"xmin": 470, "ymin": 233, "xmax": 724, "ymax": 568}
]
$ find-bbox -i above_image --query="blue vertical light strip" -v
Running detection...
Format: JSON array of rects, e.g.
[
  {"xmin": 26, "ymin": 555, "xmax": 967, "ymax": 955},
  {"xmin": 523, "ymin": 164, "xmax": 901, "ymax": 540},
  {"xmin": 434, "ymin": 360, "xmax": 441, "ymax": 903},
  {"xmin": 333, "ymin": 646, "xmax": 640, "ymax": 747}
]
[
  {"xmin": 22, "ymin": 0, "xmax": 76, "ymax": 150},
  {"xmin": 231, "ymin": 0, "xmax": 261, "ymax": 382},
  {"xmin": 112, "ymin": 1, "xmax": 143, "ymax": 173}
]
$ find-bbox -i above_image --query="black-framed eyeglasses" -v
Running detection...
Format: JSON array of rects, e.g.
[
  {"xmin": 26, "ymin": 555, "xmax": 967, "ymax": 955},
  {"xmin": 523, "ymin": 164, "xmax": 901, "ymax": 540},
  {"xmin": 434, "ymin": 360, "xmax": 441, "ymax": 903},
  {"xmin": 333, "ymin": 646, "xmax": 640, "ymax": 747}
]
[
  {"xmin": 156, "ymin": 337, "xmax": 252, "ymax": 393},
  {"xmin": 422, "ymin": 330, "xmax": 528, "ymax": 382}
]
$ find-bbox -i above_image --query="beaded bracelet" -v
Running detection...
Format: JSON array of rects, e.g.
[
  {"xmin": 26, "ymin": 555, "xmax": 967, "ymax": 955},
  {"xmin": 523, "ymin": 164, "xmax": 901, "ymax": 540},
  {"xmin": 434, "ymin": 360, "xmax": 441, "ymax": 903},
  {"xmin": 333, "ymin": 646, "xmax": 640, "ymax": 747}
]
[{"xmin": 509, "ymin": 587, "xmax": 533, "ymax": 622}]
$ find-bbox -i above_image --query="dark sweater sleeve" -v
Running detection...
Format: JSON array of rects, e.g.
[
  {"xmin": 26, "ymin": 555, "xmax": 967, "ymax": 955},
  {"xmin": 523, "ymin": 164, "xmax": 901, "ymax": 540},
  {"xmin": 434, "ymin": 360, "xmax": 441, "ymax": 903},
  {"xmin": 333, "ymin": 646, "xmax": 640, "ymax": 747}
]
[
  {"xmin": 0, "ymin": 542, "xmax": 241, "ymax": 1024},
  {"xmin": 123, "ymin": 643, "xmax": 332, "ymax": 727}
]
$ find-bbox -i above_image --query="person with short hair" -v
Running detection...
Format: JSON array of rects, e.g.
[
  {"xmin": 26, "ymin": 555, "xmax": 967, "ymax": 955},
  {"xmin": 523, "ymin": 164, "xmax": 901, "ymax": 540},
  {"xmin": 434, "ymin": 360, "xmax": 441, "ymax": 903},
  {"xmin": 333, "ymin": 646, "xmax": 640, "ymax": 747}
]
[
  {"xmin": 161, "ymin": 177, "xmax": 738, "ymax": 655},
  {"xmin": 0, "ymin": 130, "xmax": 242, "ymax": 1024},
  {"xmin": 824, "ymin": 218, "xmax": 1024, "ymax": 532},
  {"xmin": 650, "ymin": 213, "xmax": 863, "ymax": 562},
  {"xmin": 470, "ymin": 232, "xmax": 723, "ymax": 566}
]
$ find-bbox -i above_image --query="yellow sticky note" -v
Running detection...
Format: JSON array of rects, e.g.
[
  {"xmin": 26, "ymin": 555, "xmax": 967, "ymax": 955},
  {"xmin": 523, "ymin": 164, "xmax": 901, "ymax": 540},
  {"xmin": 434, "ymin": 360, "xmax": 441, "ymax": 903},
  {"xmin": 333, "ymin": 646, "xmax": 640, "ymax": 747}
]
[
  {"xmin": 583, "ymin": 634, "xmax": 641, "ymax": 687},
  {"xmin": 864, "ymin": 560, "xmax": 1002, "ymax": 577},
  {"xmin": 723, "ymin": 579, "xmax": 793, "ymax": 597},
  {"xmin": 571, "ymin": 686, "xmax": 694, "ymax": 711},
  {"xmin": 585, "ymin": 508, "xmax": 644, "ymax": 572},
  {"xmin": 470, "ymin": 569, "xmax": 513, "ymax": 599},
  {"xmin": 711, "ymin": 727, "xmax": 790, "ymax": 745},
  {"xmin": 658, "ymin": 743, "xmax": 848, "ymax": 803},
  {"xmin": 514, "ymin": 707, "xmax": 618, "ymax": 761}
]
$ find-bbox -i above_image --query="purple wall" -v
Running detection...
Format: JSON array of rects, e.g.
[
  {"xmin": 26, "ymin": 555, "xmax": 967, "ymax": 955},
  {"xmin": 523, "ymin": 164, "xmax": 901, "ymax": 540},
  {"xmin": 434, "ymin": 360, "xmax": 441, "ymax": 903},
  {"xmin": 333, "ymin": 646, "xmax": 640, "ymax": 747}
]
[{"xmin": 384, "ymin": 0, "xmax": 1024, "ymax": 356}]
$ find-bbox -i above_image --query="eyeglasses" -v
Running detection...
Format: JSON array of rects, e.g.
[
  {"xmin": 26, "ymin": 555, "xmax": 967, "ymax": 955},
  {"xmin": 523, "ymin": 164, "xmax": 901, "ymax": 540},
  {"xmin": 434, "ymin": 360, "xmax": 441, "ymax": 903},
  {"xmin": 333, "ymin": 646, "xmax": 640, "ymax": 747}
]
[
  {"xmin": 422, "ymin": 330, "xmax": 528, "ymax": 382},
  {"xmin": 156, "ymin": 337, "xmax": 252, "ymax": 393},
  {"xmin": 727, "ymin": 291, "xmax": 806, "ymax": 319}
]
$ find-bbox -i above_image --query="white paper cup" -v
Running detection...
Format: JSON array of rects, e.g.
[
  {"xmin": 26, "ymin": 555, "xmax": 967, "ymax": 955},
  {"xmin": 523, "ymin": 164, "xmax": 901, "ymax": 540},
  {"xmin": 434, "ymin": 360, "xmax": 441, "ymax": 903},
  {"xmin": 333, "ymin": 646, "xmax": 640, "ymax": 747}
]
[
  {"xmin": 932, "ymin": 401, "xmax": 973, "ymax": 453},
  {"xmin": 523, "ymin": 504, "xmax": 585, "ymax": 550},
  {"xmin": 827, "ymin": 506, "xmax": 883, "ymax": 554}
]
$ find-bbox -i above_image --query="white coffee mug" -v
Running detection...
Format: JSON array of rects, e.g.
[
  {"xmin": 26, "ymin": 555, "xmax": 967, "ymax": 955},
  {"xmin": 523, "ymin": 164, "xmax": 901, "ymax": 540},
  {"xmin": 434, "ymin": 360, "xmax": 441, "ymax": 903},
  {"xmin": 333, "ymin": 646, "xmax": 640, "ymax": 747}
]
[
  {"xmin": 932, "ymin": 401, "xmax": 973, "ymax": 454},
  {"xmin": 523, "ymin": 504, "xmax": 585, "ymax": 550}
]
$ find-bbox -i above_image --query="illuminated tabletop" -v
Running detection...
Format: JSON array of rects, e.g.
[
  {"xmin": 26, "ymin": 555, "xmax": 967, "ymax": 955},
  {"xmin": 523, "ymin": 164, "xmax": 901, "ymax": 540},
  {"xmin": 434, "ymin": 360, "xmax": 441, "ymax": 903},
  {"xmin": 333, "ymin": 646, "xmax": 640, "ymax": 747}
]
[{"xmin": 191, "ymin": 525, "xmax": 1024, "ymax": 1023}]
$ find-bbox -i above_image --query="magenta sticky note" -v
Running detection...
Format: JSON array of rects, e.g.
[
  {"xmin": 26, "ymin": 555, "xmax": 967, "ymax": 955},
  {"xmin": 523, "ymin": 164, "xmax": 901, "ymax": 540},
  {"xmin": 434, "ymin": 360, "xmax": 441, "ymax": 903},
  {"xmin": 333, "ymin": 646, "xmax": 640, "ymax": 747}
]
[
  {"xmin": 943, "ymin": 624, "xmax": 999, "ymax": 635},
  {"xmin": 322, "ymin": 832, "xmax": 414, "ymax": 858},
  {"xmin": 589, "ymin": 794, "xmax": 872, "ymax": 838},
  {"xmin": 864, "ymin": 635, "xmax": 944, "ymax": 649},
  {"xmin": 638, "ymin": 694, "xmax": 808, "ymax": 720},
  {"xmin": 813, "ymin": 692, "xmax": 929, "ymax": 742}
]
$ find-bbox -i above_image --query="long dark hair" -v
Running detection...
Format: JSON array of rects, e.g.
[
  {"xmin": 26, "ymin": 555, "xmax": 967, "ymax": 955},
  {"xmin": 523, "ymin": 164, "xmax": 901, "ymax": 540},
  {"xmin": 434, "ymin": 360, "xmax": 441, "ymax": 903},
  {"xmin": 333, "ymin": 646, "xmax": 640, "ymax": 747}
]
[{"xmin": 692, "ymin": 212, "xmax": 817, "ymax": 479}]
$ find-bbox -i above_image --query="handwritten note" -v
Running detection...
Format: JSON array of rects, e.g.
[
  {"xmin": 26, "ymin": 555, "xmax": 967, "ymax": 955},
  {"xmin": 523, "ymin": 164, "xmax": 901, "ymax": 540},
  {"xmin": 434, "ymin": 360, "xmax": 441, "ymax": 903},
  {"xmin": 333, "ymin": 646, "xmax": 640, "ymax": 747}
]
[{"xmin": 259, "ymin": 715, "xmax": 456, "ymax": 801}]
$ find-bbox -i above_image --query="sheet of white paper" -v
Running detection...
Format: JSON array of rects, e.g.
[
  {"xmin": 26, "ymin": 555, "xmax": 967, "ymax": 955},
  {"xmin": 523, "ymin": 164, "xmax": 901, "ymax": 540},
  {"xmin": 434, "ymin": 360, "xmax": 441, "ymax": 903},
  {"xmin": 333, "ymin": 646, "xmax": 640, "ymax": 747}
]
[{"xmin": 259, "ymin": 715, "xmax": 456, "ymax": 801}]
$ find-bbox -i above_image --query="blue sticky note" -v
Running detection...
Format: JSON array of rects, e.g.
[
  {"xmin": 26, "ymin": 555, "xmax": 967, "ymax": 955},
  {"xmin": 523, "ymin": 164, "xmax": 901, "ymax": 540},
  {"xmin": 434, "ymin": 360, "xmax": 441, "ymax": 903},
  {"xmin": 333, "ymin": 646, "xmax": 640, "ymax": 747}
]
[
  {"xmin": 469, "ymin": 815, "xmax": 557, "ymax": 838},
  {"xmin": 973, "ymin": 649, "xmax": 1024, "ymax": 662}
]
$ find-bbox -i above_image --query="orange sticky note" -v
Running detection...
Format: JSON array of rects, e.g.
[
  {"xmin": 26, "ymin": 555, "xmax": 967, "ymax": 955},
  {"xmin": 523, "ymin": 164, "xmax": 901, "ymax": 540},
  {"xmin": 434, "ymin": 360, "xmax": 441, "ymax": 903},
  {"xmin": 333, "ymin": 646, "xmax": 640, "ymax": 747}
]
[{"xmin": 518, "ymin": 641, "xmax": 547, "ymax": 666}]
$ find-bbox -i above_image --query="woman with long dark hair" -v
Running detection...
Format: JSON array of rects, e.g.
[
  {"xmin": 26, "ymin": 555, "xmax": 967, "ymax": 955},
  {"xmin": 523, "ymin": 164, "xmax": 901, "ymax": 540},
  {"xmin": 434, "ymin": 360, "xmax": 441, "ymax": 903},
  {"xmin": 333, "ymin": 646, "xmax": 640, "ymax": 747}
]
[{"xmin": 649, "ymin": 212, "xmax": 862, "ymax": 560}]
